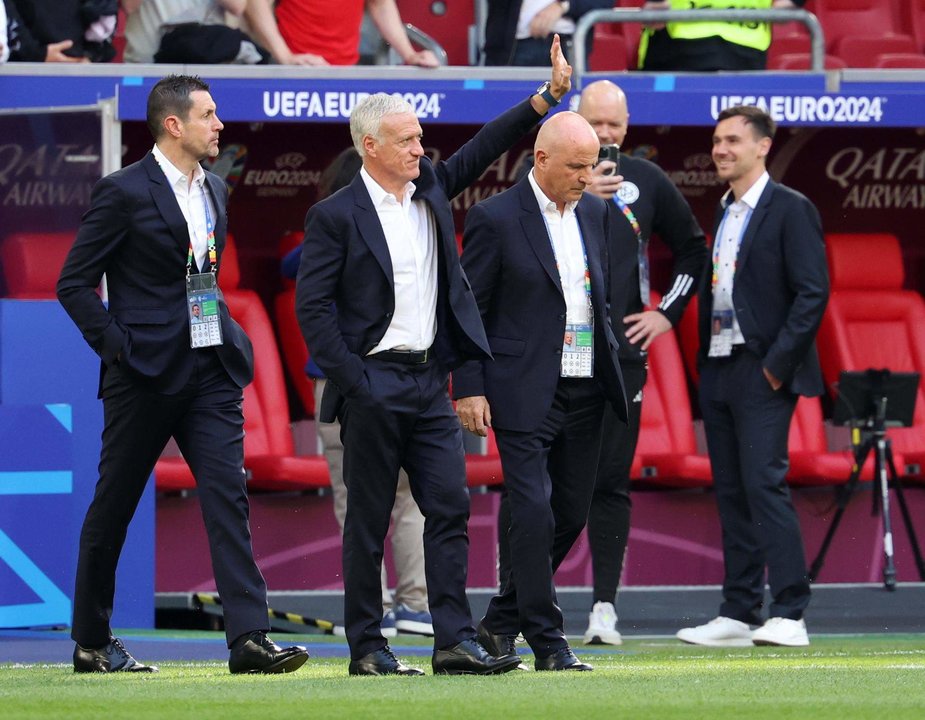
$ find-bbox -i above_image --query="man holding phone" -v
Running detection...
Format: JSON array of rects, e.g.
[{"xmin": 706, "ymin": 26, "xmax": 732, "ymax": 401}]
[{"xmin": 576, "ymin": 79, "xmax": 708, "ymax": 645}]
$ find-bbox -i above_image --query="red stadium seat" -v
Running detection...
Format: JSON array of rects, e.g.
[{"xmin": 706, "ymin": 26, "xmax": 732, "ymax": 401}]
[
  {"xmin": 465, "ymin": 429, "xmax": 504, "ymax": 488},
  {"xmin": 767, "ymin": 32, "xmax": 811, "ymax": 69},
  {"xmin": 589, "ymin": 30, "xmax": 629, "ymax": 71},
  {"xmin": 768, "ymin": 52, "xmax": 848, "ymax": 70},
  {"xmin": 155, "ymin": 234, "xmax": 330, "ymax": 493},
  {"xmin": 875, "ymin": 52, "xmax": 925, "ymax": 67},
  {"xmin": 0, "ymin": 232, "xmax": 73, "ymax": 298},
  {"xmin": 900, "ymin": 0, "xmax": 925, "ymax": 52},
  {"xmin": 634, "ymin": 293, "xmax": 713, "ymax": 488},
  {"xmin": 838, "ymin": 34, "xmax": 920, "ymax": 67},
  {"xmin": 816, "ymin": 233, "xmax": 925, "ymax": 481},
  {"xmin": 787, "ymin": 395, "xmax": 902, "ymax": 486},
  {"xmin": 813, "ymin": 0, "xmax": 912, "ymax": 54}
]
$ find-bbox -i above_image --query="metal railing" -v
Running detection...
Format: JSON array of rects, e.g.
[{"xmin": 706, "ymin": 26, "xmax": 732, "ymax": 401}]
[{"xmin": 574, "ymin": 8, "xmax": 825, "ymax": 78}]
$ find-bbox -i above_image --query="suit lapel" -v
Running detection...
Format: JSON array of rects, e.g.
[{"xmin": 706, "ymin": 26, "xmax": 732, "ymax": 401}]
[
  {"xmin": 517, "ymin": 180, "xmax": 562, "ymax": 295},
  {"xmin": 350, "ymin": 175, "xmax": 394, "ymax": 288},
  {"xmin": 734, "ymin": 180, "xmax": 774, "ymax": 283},
  {"xmin": 143, "ymin": 153, "xmax": 193, "ymax": 255}
]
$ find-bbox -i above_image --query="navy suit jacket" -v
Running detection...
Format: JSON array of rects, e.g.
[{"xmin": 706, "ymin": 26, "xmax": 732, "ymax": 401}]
[
  {"xmin": 57, "ymin": 152, "xmax": 254, "ymax": 395},
  {"xmin": 452, "ymin": 177, "xmax": 628, "ymax": 433},
  {"xmin": 697, "ymin": 179, "xmax": 829, "ymax": 397},
  {"xmin": 297, "ymin": 99, "xmax": 545, "ymax": 423}
]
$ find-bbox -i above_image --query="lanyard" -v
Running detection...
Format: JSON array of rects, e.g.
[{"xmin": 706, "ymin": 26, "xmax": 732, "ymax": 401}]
[
  {"xmin": 612, "ymin": 194, "xmax": 649, "ymax": 307},
  {"xmin": 540, "ymin": 206, "xmax": 592, "ymax": 308},
  {"xmin": 711, "ymin": 204, "xmax": 753, "ymax": 290},
  {"xmin": 187, "ymin": 185, "xmax": 218, "ymax": 276}
]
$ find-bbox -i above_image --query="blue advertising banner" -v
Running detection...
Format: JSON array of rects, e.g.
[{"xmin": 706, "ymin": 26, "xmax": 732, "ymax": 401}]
[{"xmin": 1, "ymin": 69, "xmax": 922, "ymax": 126}]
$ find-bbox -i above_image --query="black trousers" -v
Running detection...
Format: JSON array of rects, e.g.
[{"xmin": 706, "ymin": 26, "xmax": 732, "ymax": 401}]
[
  {"xmin": 587, "ymin": 361, "xmax": 647, "ymax": 605},
  {"xmin": 700, "ymin": 348, "xmax": 811, "ymax": 624},
  {"xmin": 72, "ymin": 350, "xmax": 269, "ymax": 649},
  {"xmin": 497, "ymin": 364, "xmax": 645, "ymax": 610},
  {"xmin": 339, "ymin": 356, "xmax": 473, "ymax": 660},
  {"xmin": 484, "ymin": 377, "xmax": 605, "ymax": 657}
]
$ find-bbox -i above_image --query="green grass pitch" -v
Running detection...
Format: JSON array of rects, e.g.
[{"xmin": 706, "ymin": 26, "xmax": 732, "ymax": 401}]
[{"xmin": 2, "ymin": 634, "xmax": 924, "ymax": 719}]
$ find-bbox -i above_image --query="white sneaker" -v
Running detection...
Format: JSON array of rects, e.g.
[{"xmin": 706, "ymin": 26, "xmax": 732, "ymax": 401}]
[
  {"xmin": 583, "ymin": 601, "xmax": 623, "ymax": 645},
  {"xmin": 752, "ymin": 617, "xmax": 810, "ymax": 647},
  {"xmin": 676, "ymin": 616, "xmax": 754, "ymax": 647}
]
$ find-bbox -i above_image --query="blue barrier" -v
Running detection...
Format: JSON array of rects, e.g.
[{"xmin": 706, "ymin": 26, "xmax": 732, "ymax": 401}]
[
  {"xmin": 0, "ymin": 300, "xmax": 154, "ymax": 631},
  {"xmin": 0, "ymin": 66, "xmax": 923, "ymax": 126}
]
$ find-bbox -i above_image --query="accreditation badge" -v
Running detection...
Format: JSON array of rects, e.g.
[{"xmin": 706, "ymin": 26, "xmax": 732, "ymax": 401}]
[
  {"xmin": 707, "ymin": 309, "xmax": 735, "ymax": 358},
  {"xmin": 186, "ymin": 272, "xmax": 223, "ymax": 348},
  {"xmin": 561, "ymin": 322, "xmax": 594, "ymax": 378}
]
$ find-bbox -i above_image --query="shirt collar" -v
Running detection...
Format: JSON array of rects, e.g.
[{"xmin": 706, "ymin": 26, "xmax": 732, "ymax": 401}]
[
  {"xmin": 152, "ymin": 144, "xmax": 205, "ymax": 192},
  {"xmin": 360, "ymin": 166, "xmax": 416, "ymax": 208},
  {"xmin": 722, "ymin": 170, "xmax": 770, "ymax": 211},
  {"xmin": 528, "ymin": 169, "xmax": 578, "ymax": 216}
]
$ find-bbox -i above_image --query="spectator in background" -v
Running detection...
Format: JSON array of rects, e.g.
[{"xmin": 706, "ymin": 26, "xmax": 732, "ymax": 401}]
[
  {"xmin": 638, "ymin": 0, "xmax": 804, "ymax": 71},
  {"xmin": 245, "ymin": 0, "xmax": 439, "ymax": 67},
  {"xmin": 574, "ymin": 80, "xmax": 706, "ymax": 645},
  {"xmin": 281, "ymin": 147, "xmax": 433, "ymax": 640},
  {"xmin": 483, "ymin": 0, "xmax": 613, "ymax": 67},
  {"xmin": 5, "ymin": 0, "xmax": 117, "ymax": 62},
  {"xmin": 123, "ymin": 0, "xmax": 269, "ymax": 65}
]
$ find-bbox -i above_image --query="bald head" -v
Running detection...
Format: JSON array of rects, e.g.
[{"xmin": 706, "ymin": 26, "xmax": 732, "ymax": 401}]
[
  {"xmin": 533, "ymin": 112, "xmax": 600, "ymax": 211},
  {"xmin": 577, "ymin": 80, "xmax": 629, "ymax": 147}
]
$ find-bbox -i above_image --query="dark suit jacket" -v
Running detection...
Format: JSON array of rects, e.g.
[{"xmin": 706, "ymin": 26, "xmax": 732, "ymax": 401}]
[
  {"xmin": 452, "ymin": 177, "xmax": 628, "ymax": 433},
  {"xmin": 697, "ymin": 179, "xmax": 829, "ymax": 397},
  {"xmin": 296, "ymin": 99, "xmax": 545, "ymax": 423},
  {"xmin": 57, "ymin": 152, "xmax": 254, "ymax": 395}
]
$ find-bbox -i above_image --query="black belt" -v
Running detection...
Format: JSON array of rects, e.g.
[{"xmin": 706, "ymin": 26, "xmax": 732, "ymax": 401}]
[
  {"xmin": 710, "ymin": 344, "xmax": 750, "ymax": 362},
  {"xmin": 372, "ymin": 347, "xmax": 433, "ymax": 365}
]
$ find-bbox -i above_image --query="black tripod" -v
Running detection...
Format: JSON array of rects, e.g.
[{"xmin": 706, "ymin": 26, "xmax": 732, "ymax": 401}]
[{"xmin": 809, "ymin": 370, "xmax": 925, "ymax": 591}]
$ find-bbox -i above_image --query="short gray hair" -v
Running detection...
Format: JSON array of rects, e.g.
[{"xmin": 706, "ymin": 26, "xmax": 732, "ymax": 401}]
[{"xmin": 350, "ymin": 93, "xmax": 416, "ymax": 157}]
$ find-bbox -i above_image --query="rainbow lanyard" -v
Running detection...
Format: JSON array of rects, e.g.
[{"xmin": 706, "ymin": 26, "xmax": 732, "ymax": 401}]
[
  {"xmin": 612, "ymin": 193, "xmax": 648, "ymax": 307},
  {"xmin": 187, "ymin": 185, "xmax": 217, "ymax": 277},
  {"xmin": 541, "ymin": 207, "xmax": 592, "ymax": 311},
  {"xmin": 711, "ymin": 203, "xmax": 753, "ymax": 290}
]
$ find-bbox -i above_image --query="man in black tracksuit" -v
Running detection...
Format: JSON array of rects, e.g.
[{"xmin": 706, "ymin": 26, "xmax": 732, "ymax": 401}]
[{"xmin": 500, "ymin": 79, "xmax": 707, "ymax": 644}]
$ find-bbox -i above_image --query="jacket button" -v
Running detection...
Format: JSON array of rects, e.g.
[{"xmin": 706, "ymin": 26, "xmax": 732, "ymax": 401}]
[
  {"xmin": 555, "ymin": 349, "xmax": 562, "ymax": 355},
  {"xmin": 385, "ymin": 312, "xmax": 392, "ymax": 318}
]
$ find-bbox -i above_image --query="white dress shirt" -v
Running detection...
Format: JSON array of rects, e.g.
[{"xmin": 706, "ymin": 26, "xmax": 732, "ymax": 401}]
[
  {"xmin": 361, "ymin": 167, "xmax": 438, "ymax": 353},
  {"xmin": 152, "ymin": 144, "xmax": 213, "ymax": 272},
  {"xmin": 712, "ymin": 171, "xmax": 770, "ymax": 345},
  {"xmin": 528, "ymin": 170, "xmax": 589, "ymax": 325}
]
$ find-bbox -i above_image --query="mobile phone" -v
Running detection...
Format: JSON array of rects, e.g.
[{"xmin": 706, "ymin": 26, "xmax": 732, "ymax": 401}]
[{"xmin": 597, "ymin": 144, "xmax": 620, "ymax": 175}]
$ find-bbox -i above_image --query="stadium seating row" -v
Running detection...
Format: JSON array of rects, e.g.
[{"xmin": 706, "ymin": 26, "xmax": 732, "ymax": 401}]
[
  {"xmin": 2, "ymin": 230, "xmax": 923, "ymax": 496},
  {"xmin": 105, "ymin": 2, "xmax": 925, "ymax": 70}
]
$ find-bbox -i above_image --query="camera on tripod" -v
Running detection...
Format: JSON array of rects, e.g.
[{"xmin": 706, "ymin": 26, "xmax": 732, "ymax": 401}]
[{"xmin": 810, "ymin": 368, "xmax": 924, "ymax": 591}]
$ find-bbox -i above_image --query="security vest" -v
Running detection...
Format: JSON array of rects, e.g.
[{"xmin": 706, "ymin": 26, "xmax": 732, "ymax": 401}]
[{"xmin": 639, "ymin": 0, "xmax": 773, "ymax": 66}]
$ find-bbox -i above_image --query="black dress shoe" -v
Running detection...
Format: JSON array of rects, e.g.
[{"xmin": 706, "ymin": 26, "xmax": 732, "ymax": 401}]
[
  {"xmin": 535, "ymin": 647, "xmax": 594, "ymax": 672},
  {"xmin": 476, "ymin": 621, "xmax": 518, "ymax": 658},
  {"xmin": 228, "ymin": 631, "xmax": 309, "ymax": 674},
  {"xmin": 348, "ymin": 646, "xmax": 424, "ymax": 676},
  {"xmin": 432, "ymin": 638, "xmax": 523, "ymax": 675},
  {"xmin": 73, "ymin": 637, "xmax": 158, "ymax": 673}
]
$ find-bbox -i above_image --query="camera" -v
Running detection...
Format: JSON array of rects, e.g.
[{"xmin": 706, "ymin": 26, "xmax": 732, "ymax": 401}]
[{"xmin": 597, "ymin": 144, "xmax": 620, "ymax": 176}]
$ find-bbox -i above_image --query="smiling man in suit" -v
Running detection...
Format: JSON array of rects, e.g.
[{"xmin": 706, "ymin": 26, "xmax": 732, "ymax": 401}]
[
  {"xmin": 453, "ymin": 111, "xmax": 627, "ymax": 671},
  {"xmin": 57, "ymin": 74, "xmax": 308, "ymax": 675},
  {"xmin": 297, "ymin": 38, "xmax": 572, "ymax": 677},
  {"xmin": 676, "ymin": 105, "xmax": 829, "ymax": 648}
]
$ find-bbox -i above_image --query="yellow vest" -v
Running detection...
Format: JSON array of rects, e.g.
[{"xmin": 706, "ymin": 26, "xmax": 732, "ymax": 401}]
[{"xmin": 639, "ymin": 0, "xmax": 773, "ymax": 66}]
